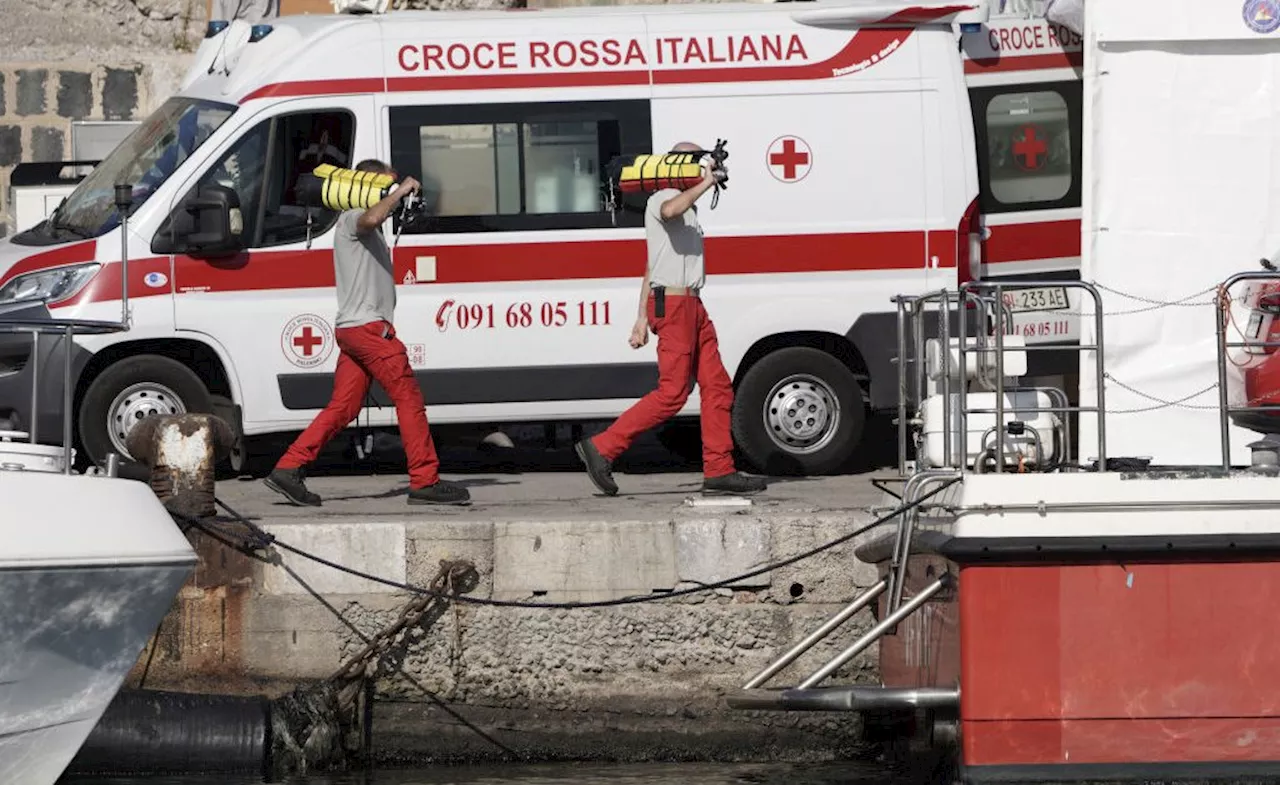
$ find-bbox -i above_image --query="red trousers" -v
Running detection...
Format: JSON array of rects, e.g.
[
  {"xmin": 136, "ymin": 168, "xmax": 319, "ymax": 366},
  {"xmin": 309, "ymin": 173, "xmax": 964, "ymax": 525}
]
[
  {"xmin": 592, "ymin": 292, "xmax": 737, "ymax": 478},
  {"xmin": 277, "ymin": 320, "xmax": 441, "ymax": 488}
]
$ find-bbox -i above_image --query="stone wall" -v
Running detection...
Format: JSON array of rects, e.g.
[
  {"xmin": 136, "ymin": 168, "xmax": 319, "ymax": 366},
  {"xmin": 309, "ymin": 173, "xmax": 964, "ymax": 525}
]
[
  {"xmin": 129, "ymin": 510, "xmax": 900, "ymax": 763},
  {"xmin": 0, "ymin": 58, "xmax": 191, "ymax": 238}
]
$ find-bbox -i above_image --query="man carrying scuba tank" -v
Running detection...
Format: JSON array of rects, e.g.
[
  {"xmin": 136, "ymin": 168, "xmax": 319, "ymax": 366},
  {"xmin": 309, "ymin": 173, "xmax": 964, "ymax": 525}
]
[
  {"xmin": 576, "ymin": 142, "xmax": 767, "ymax": 497},
  {"xmin": 264, "ymin": 159, "xmax": 471, "ymax": 507}
]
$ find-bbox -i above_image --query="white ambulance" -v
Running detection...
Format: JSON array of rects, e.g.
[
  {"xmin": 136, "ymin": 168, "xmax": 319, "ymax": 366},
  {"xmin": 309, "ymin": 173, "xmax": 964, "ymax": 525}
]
[{"xmin": 0, "ymin": 0, "xmax": 1083, "ymax": 476}]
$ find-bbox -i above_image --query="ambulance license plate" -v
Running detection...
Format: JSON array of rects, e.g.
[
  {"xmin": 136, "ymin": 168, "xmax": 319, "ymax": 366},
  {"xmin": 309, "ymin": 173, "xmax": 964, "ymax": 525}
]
[{"xmin": 1005, "ymin": 286, "xmax": 1069, "ymax": 313}]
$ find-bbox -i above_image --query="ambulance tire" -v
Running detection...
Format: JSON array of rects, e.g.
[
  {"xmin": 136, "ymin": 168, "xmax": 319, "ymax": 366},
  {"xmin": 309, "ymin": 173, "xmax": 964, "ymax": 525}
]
[
  {"xmin": 731, "ymin": 347, "xmax": 865, "ymax": 476},
  {"xmin": 78, "ymin": 354, "xmax": 214, "ymax": 470}
]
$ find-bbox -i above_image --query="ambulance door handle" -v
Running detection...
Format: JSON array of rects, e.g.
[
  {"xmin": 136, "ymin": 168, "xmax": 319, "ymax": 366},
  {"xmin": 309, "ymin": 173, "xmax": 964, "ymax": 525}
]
[{"xmin": 980, "ymin": 226, "xmax": 992, "ymax": 241}]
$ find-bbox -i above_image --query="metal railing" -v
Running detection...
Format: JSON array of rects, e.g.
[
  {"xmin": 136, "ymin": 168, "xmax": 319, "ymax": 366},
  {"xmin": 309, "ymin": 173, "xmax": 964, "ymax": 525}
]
[
  {"xmin": 0, "ymin": 318, "xmax": 128, "ymax": 474},
  {"xmin": 893, "ymin": 281, "xmax": 1107, "ymax": 475},
  {"xmin": 0, "ymin": 183, "xmax": 135, "ymax": 476},
  {"xmin": 1215, "ymin": 270, "xmax": 1280, "ymax": 470},
  {"xmin": 892, "ymin": 289, "xmax": 1010, "ymax": 475},
  {"xmin": 958, "ymin": 280, "xmax": 1107, "ymax": 473}
]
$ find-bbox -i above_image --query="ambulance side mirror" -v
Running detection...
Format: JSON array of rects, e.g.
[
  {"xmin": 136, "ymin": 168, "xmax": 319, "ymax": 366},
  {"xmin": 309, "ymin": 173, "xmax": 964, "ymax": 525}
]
[{"xmin": 152, "ymin": 184, "xmax": 245, "ymax": 259}]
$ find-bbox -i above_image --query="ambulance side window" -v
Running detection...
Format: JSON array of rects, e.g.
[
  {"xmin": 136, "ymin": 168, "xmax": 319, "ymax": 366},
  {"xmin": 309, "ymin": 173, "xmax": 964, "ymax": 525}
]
[
  {"xmin": 387, "ymin": 99, "xmax": 651, "ymax": 233},
  {"xmin": 183, "ymin": 110, "xmax": 355, "ymax": 248},
  {"xmin": 971, "ymin": 81, "xmax": 1082, "ymax": 214}
]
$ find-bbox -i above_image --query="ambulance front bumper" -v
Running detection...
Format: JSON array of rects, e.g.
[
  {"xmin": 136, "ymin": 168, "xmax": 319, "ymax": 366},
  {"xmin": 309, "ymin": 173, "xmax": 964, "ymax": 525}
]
[{"xmin": 0, "ymin": 302, "xmax": 93, "ymax": 446}]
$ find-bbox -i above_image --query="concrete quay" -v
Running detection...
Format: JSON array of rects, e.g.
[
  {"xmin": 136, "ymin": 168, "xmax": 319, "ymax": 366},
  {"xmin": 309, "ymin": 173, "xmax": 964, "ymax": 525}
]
[{"xmin": 131, "ymin": 428, "xmax": 904, "ymax": 765}]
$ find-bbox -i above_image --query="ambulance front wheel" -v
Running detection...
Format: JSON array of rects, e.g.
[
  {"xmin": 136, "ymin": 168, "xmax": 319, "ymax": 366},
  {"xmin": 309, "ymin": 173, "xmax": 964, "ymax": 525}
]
[
  {"xmin": 78, "ymin": 354, "xmax": 213, "ymax": 468},
  {"xmin": 731, "ymin": 346, "xmax": 865, "ymax": 476}
]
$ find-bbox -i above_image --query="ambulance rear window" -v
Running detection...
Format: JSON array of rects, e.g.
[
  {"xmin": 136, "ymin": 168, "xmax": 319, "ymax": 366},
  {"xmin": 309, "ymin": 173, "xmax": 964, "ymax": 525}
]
[{"xmin": 970, "ymin": 80, "xmax": 1082, "ymax": 214}]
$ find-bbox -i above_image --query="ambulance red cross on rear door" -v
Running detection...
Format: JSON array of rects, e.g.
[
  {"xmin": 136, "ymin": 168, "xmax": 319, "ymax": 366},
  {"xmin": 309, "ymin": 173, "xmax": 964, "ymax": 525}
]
[
  {"xmin": 767, "ymin": 136, "xmax": 812, "ymax": 183},
  {"xmin": 1013, "ymin": 124, "xmax": 1048, "ymax": 171}
]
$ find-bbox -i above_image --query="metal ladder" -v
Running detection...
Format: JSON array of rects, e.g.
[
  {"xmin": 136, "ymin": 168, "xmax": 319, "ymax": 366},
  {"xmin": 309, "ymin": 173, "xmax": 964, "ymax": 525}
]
[{"xmin": 725, "ymin": 469, "xmax": 959, "ymax": 713}]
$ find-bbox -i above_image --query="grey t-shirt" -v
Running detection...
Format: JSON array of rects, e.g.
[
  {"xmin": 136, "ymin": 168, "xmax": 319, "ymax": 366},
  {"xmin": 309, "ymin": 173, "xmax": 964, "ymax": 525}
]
[
  {"xmin": 645, "ymin": 188, "xmax": 706, "ymax": 290},
  {"xmin": 333, "ymin": 209, "xmax": 396, "ymax": 329}
]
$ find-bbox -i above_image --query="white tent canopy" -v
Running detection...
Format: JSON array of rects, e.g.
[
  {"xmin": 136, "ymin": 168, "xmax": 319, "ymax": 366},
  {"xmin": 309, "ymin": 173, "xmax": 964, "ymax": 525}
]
[{"xmin": 1078, "ymin": 0, "xmax": 1280, "ymax": 467}]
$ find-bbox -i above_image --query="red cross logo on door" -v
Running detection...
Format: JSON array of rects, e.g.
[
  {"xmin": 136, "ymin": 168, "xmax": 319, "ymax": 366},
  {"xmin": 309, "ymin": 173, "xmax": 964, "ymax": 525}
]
[
  {"xmin": 767, "ymin": 136, "xmax": 813, "ymax": 183},
  {"xmin": 293, "ymin": 327, "xmax": 322, "ymax": 356},
  {"xmin": 1013, "ymin": 124, "xmax": 1048, "ymax": 171},
  {"xmin": 281, "ymin": 314, "xmax": 335, "ymax": 369}
]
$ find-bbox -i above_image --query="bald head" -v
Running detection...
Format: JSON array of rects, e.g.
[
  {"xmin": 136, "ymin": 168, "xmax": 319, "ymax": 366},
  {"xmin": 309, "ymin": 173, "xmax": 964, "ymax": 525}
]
[{"xmin": 672, "ymin": 141, "xmax": 702, "ymax": 153}]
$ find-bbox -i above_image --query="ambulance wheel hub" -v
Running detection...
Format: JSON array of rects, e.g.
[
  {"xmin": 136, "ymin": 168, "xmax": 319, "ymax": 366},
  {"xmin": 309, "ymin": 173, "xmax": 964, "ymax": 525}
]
[
  {"xmin": 765, "ymin": 374, "xmax": 839, "ymax": 454},
  {"xmin": 108, "ymin": 382, "xmax": 188, "ymax": 457}
]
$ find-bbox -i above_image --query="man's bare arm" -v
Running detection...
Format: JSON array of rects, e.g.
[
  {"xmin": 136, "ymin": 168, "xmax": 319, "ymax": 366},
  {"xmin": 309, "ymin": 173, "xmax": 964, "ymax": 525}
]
[
  {"xmin": 658, "ymin": 175, "xmax": 717, "ymax": 221},
  {"xmin": 636, "ymin": 267, "xmax": 652, "ymax": 319}
]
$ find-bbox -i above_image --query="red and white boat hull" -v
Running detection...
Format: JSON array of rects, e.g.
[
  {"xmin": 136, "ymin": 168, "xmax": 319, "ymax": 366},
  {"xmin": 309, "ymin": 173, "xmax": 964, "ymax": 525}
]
[{"xmin": 870, "ymin": 471, "xmax": 1280, "ymax": 782}]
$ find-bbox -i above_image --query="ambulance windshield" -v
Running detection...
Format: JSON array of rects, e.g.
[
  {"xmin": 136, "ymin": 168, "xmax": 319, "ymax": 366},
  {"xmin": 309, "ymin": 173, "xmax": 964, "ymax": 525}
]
[{"xmin": 25, "ymin": 96, "xmax": 235, "ymax": 243}]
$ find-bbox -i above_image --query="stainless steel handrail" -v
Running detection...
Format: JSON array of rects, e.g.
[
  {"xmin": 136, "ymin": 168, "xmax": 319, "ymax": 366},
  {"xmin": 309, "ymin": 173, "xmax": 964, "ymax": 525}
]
[
  {"xmin": 892, "ymin": 290, "xmax": 1009, "ymax": 475},
  {"xmin": 958, "ymin": 280, "xmax": 1107, "ymax": 472},
  {"xmin": 0, "ymin": 318, "xmax": 128, "ymax": 474}
]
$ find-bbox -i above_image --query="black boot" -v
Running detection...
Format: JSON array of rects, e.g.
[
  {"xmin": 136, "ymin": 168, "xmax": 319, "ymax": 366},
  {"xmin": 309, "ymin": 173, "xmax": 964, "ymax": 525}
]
[
  {"xmin": 407, "ymin": 478, "xmax": 472, "ymax": 506},
  {"xmin": 702, "ymin": 472, "xmax": 767, "ymax": 496},
  {"xmin": 264, "ymin": 467, "xmax": 322, "ymax": 507},
  {"xmin": 574, "ymin": 438, "xmax": 618, "ymax": 496}
]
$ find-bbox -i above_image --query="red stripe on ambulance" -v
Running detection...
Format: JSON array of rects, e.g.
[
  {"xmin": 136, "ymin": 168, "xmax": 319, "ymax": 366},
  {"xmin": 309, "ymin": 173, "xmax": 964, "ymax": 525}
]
[
  {"xmin": 35, "ymin": 230, "xmax": 953, "ymax": 306},
  {"xmin": 16, "ymin": 222, "xmax": 1079, "ymax": 308},
  {"xmin": 2, "ymin": 240, "xmax": 97, "ymax": 282},
  {"xmin": 964, "ymin": 51, "xmax": 1084, "ymax": 74},
  {"xmin": 984, "ymin": 219, "xmax": 1080, "ymax": 265}
]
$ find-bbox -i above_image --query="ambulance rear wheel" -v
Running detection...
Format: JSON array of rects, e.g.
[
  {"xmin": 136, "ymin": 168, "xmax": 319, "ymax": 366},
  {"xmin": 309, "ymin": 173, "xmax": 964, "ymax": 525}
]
[
  {"xmin": 79, "ymin": 354, "xmax": 213, "ymax": 468},
  {"xmin": 732, "ymin": 347, "xmax": 864, "ymax": 476}
]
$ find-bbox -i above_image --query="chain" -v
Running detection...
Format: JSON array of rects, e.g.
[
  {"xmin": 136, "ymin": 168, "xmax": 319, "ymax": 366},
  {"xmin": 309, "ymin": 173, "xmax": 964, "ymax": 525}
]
[
  {"xmin": 990, "ymin": 282, "xmax": 1220, "ymax": 318},
  {"xmin": 329, "ymin": 559, "xmax": 478, "ymax": 712},
  {"xmin": 1101, "ymin": 371, "xmax": 1280, "ymax": 414},
  {"xmin": 1102, "ymin": 374, "xmax": 1221, "ymax": 413}
]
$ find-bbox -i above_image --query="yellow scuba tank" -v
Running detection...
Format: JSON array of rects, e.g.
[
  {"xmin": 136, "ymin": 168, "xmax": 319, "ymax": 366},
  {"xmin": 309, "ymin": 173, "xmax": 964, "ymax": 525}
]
[
  {"xmin": 303, "ymin": 163, "xmax": 399, "ymax": 211},
  {"xmin": 613, "ymin": 152, "xmax": 706, "ymax": 195}
]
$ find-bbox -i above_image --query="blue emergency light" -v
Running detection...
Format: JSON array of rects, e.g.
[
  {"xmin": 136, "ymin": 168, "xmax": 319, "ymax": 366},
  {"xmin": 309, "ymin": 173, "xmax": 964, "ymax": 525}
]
[
  {"xmin": 205, "ymin": 19, "xmax": 229, "ymax": 37},
  {"xmin": 960, "ymin": 23, "xmax": 982, "ymax": 32},
  {"xmin": 249, "ymin": 23, "xmax": 274, "ymax": 42}
]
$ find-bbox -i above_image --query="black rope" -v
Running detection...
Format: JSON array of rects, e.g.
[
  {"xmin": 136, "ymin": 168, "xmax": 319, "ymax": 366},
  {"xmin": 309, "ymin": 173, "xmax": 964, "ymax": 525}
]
[{"xmin": 175, "ymin": 478, "xmax": 961, "ymax": 611}]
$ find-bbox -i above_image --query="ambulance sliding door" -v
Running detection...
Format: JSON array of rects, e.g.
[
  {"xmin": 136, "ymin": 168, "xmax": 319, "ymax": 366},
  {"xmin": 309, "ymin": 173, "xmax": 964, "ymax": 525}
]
[
  {"xmin": 383, "ymin": 98, "xmax": 655, "ymax": 422},
  {"xmin": 164, "ymin": 95, "xmax": 382, "ymax": 428}
]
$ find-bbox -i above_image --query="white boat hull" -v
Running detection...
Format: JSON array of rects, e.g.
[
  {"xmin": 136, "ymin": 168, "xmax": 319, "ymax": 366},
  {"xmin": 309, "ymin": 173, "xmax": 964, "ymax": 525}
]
[{"xmin": 0, "ymin": 471, "xmax": 197, "ymax": 785}]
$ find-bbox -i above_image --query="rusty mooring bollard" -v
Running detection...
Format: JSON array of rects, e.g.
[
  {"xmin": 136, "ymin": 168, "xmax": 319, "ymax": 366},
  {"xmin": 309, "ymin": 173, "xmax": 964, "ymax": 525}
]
[{"xmin": 127, "ymin": 413, "xmax": 236, "ymax": 519}]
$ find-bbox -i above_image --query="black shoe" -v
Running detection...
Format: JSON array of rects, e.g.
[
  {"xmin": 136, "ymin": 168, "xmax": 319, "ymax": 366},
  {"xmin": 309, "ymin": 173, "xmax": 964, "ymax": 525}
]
[
  {"xmin": 264, "ymin": 467, "xmax": 321, "ymax": 507},
  {"xmin": 702, "ymin": 472, "xmax": 767, "ymax": 496},
  {"xmin": 574, "ymin": 438, "xmax": 618, "ymax": 496},
  {"xmin": 407, "ymin": 479, "xmax": 472, "ymax": 506}
]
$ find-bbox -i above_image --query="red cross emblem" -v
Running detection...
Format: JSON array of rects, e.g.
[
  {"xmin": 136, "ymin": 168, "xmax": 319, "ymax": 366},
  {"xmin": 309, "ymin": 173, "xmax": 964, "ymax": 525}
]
[
  {"xmin": 293, "ymin": 326, "xmax": 323, "ymax": 356},
  {"xmin": 767, "ymin": 136, "xmax": 813, "ymax": 183},
  {"xmin": 1013, "ymin": 125, "xmax": 1048, "ymax": 171},
  {"xmin": 281, "ymin": 314, "xmax": 334, "ymax": 369}
]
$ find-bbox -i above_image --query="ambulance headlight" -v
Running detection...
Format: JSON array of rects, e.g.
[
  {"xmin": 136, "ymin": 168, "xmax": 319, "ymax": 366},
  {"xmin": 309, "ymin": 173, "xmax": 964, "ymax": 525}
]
[
  {"xmin": 206, "ymin": 20, "xmax": 230, "ymax": 37},
  {"xmin": 0, "ymin": 264, "xmax": 101, "ymax": 305}
]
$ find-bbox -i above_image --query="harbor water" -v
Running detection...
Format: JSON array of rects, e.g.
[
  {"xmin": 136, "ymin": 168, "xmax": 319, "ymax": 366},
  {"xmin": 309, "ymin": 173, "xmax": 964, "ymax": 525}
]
[{"xmin": 60, "ymin": 761, "xmax": 916, "ymax": 785}]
